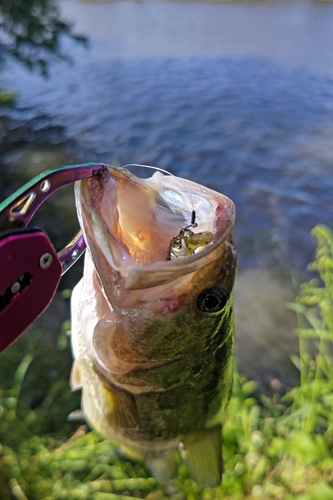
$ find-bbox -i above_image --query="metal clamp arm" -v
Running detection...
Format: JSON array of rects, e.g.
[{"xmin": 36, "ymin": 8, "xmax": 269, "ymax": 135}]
[{"xmin": 0, "ymin": 162, "xmax": 108, "ymax": 274}]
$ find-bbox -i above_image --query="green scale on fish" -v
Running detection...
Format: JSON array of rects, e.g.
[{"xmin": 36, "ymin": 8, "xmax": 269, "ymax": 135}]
[{"xmin": 70, "ymin": 165, "xmax": 237, "ymax": 488}]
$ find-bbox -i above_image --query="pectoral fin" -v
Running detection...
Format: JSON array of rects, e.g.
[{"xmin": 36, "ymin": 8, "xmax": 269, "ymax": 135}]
[
  {"xmin": 70, "ymin": 361, "xmax": 82, "ymax": 390},
  {"xmin": 180, "ymin": 425, "xmax": 223, "ymax": 488}
]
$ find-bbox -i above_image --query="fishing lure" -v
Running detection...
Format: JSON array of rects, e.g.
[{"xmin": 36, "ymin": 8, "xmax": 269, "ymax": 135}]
[{"xmin": 167, "ymin": 210, "xmax": 214, "ymax": 260}]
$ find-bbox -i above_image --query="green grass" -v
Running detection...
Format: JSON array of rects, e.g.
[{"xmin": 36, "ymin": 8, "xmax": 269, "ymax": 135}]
[{"xmin": 1, "ymin": 224, "xmax": 333, "ymax": 499}]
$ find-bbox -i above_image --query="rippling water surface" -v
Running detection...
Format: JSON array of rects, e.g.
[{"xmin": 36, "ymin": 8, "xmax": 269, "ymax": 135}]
[
  {"xmin": 2, "ymin": 1, "xmax": 333, "ymax": 383},
  {"xmin": 2, "ymin": 1, "xmax": 333, "ymax": 274}
]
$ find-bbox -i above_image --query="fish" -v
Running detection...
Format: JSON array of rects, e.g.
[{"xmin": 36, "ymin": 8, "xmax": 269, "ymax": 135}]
[{"xmin": 70, "ymin": 165, "xmax": 237, "ymax": 488}]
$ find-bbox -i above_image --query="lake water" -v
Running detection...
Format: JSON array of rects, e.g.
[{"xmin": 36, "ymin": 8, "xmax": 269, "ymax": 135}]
[
  {"xmin": 2, "ymin": 1, "xmax": 333, "ymax": 273},
  {"xmin": 1, "ymin": 0, "xmax": 333, "ymax": 384}
]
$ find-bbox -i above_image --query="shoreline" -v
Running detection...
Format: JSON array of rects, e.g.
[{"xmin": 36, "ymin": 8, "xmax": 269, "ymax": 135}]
[{"xmin": 73, "ymin": 0, "xmax": 333, "ymax": 4}]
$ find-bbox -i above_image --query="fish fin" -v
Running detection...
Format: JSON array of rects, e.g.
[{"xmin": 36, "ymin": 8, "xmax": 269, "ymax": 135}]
[
  {"xmin": 147, "ymin": 452, "xmax": 177, "ymax": 482},
  {"xmin": 70, "ymin": 361, "xmax": 82, "ymax": 390},
  {"xmin": 67, "ymin": 409, "xmax": 85, "ymax": 422},
  {"xmin": 180, "ymin": 425, "xmax": 223, "ymax": 488}
]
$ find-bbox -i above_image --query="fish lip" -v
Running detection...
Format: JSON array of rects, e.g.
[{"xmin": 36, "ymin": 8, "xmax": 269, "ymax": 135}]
[{"xmin": 76, "ymin": 165, "xmax": 236, "ymax": 290}]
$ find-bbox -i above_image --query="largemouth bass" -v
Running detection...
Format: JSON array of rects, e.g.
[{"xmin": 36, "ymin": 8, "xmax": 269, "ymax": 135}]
[{"xmin": 70, "ymin": 165, "xmax": 237, "ymax": 487}]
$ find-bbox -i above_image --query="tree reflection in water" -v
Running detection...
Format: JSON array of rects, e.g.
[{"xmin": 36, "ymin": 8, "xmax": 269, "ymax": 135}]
[{"xmin": 0, "ymin": 0, "xmax": 86, "ymax": 76}]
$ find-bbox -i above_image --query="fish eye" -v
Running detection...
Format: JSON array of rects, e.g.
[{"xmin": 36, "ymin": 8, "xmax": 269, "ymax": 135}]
[{"xmin": 197, "ymin": 287, "xmax": 229, "ymax": 315}]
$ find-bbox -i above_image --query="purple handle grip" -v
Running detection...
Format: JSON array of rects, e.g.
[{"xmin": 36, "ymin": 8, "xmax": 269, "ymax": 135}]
[{"xmin": 0, "ymin": 230, "xmax": 62, "ymax": 352}]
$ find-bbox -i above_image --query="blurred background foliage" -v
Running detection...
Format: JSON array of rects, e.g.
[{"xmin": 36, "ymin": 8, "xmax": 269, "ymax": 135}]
[{"xmin": 0, "ymin": 0, "xmax": 86, "ymax": 77}]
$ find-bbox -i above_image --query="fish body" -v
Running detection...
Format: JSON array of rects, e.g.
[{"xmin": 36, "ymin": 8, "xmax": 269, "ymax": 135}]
[{"xmin": 70, "ymin": 166, "xmax": 237, "ymax": 487}]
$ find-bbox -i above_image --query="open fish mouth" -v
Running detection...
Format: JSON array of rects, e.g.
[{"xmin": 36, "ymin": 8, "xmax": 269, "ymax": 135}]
[{"xmin": 75, "ymin": 164, "xmax": 235, "ymax": 291}]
